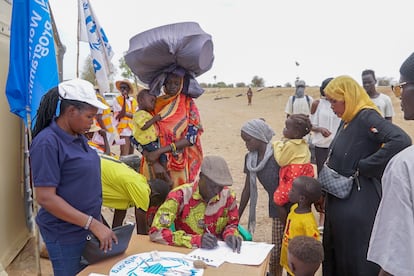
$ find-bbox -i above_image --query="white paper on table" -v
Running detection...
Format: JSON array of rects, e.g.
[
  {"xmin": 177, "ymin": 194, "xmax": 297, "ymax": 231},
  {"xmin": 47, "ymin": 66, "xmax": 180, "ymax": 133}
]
[{"xmin": 186, "ymin": 241, "xmax": 274, "ymax": 267}]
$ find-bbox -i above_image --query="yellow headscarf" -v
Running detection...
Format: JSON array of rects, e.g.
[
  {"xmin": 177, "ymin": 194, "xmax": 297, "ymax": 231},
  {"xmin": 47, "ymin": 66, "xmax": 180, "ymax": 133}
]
[{"xmin": 324, "ymin": 75, "xmax": 380, "ymax": 123}]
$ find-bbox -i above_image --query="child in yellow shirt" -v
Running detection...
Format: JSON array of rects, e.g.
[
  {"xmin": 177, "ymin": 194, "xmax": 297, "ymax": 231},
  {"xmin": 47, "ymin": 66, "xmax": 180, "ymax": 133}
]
[
  {"xmin": 131, "ymin": 89, "xmax": 167, "ymax": 166},
  {"xmin": 280, "ymin": 176, "xmax": 321, "ymax": 276},
  {"xmin": 273, "ymin": 114, "xmax": 314, "ymax": 222}
]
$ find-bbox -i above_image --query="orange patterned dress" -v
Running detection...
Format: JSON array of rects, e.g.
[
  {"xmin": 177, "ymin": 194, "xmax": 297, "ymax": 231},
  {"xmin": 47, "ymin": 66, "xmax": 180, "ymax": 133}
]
[{"xmin": 140, "ymin": 92, "xmax": 203, "ymax": 187}]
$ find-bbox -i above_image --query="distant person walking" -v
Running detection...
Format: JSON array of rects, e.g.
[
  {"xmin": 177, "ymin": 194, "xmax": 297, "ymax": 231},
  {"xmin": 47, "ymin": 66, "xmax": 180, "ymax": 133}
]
[
  {"xmin": 362, "ymin": 69, "xmax": 394, "ymax": 121},
  {"xmin": 285, "ymin": 80, "xmax": 313, "ymax": 118},
  {"xmin": 247, "ymin": 87, "xmax": 253, "ymax": 105}
]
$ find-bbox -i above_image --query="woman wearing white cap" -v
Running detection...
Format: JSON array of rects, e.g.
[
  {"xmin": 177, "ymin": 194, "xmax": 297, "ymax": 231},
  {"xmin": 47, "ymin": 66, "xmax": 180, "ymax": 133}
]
[{"xmin": 31, "ymin": 79, "xmax": 117, "ymax": 275}]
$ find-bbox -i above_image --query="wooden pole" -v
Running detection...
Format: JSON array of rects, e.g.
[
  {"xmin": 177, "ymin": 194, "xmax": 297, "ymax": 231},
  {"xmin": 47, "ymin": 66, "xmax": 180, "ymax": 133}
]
[
  {"xmin": 25, "ymin": 112, "xmax": 41, "ymax": 276},
  {"xmin": 76, "ymin": 0, "xmax": 81, "ymax": 78}
]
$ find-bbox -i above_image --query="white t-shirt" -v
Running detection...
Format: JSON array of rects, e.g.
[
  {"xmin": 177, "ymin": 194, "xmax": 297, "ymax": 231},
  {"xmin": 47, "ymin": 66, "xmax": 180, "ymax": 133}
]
[
  {"xmin": 371, "ymin": 93, "xmax": 394, "ymax": 118},
  {"xmin": 310, "ymin": 98, "xmax": 341, "ymax": 148},
  {"xmin": 367, "ymin": 145, "xmax": 414, "ymax": 276},
  {"xmin": 284, "ymin": 95, "xmax": 313, "ymax": 116}
]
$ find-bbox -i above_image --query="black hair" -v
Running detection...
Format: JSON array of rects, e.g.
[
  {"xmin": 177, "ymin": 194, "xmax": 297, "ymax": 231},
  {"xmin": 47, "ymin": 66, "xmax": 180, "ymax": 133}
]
[
  {"xmin": 320, "ymin": 77, "xmax": 334, "ymax": 97},
  {"xmin": 32, "ymin": 86, "xmax": 91, "ymax": 138},
  {"xmin": 400, "ymin": 52, "xmax": 414, "ymax": 82},
  {"xmin": 288, "ymin": 114, "xmax": 312, "ymax": 138},
  {"xmin": 288, "ymin": 235, "xmax": 324, "ymax": 264},
  {"xmin": 362, "ymin": 69, "xmax": 376, "ymax": 81},
  {"xmin": 295, "ymin": 176, "xmax": 322, "ymax": 203},
  {"xmin": 137, "ymin": 89, "xmax": 151, "ymax": 105},
  {"xmin": 149, "ymin": 179, "xmax": 171, "ymax": 207}
]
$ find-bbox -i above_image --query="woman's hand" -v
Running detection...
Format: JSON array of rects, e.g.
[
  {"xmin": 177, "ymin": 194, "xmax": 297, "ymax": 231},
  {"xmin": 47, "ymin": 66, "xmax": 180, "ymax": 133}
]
[
  {"xmin": 320, "ymin": 127, "xmax": 332, "ymax": 137},
  {"xmin": 151, "ymin": 162, "xmax": 172, "ymax": 185},
  {"xmin": 98, "ymin": 129, "xmax": 107, "ymax": 137},
  {"xmin": 225, "ymin": 235, "xmax": 242, "ymax": 253},
  {"xmin": 201, "ymin": 233, "xmax": 218, "ymax": 249},
  {"xmin": 89, "ymin": 219, "xmax": 118, "ymax": 253}
]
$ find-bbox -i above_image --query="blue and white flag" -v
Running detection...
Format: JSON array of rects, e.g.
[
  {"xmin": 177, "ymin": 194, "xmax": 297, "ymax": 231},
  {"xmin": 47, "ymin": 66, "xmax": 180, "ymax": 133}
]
[
  {"xmin": 79, "ymin": 0, "xmax": 114, "ymax": 94},
  {"xmin": 6, "ymin": 0, "xmax": 59, "ymax": 127}
]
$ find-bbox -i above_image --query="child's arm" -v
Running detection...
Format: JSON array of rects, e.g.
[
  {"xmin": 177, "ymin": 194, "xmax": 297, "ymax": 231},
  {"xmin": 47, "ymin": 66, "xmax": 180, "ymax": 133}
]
[
  {"xmin": 99, "ymin": 129, "xmax": 111, "ymax": 155},
  {"xmin": 142, "ymin": 114, "xmax": 161, "ymax": 130},
  {"xmin": 273, "ymin": 140, "xmax": 291, "ymax": 167}
]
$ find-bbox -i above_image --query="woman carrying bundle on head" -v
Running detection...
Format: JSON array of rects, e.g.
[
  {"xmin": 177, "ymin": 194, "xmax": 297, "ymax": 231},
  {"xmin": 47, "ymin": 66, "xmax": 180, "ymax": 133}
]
[{"xmin": 139, "ymin": 67, "xmax": 204, "ymax": 188}]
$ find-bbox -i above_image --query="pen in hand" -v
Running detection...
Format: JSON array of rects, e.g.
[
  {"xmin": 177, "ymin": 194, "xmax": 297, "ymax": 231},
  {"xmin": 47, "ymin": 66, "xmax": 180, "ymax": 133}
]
[{"xmin": 202, "ymin": 227, "xmax": 218, "ymax": 249}]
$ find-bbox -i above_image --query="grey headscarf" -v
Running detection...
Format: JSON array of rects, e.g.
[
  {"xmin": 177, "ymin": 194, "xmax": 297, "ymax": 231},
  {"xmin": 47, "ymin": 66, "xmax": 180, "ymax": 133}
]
[
  {"xmin": 294, "ymin": 79, "xmax": 306, "ymax": 98},
  {"xmin": 241, "ymin": 119, "xmax": 275, "ymax": 234}
]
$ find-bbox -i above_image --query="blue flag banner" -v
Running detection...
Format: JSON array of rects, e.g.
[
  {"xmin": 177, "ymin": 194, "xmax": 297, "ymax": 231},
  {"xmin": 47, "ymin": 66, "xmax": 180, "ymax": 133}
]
[
  {"xmin": 6, "ymin": 0, "xmax": 59, "ymax": 127},
  {"xmin": 79, "ymin": 0, "xmax": 114, "ymax": 94}
]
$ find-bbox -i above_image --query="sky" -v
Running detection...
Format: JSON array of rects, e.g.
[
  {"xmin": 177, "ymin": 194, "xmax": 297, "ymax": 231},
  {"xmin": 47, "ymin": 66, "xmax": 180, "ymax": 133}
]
[{"xmin": 48, "ymin": 0, "xmax": 414, "ymax": 87}]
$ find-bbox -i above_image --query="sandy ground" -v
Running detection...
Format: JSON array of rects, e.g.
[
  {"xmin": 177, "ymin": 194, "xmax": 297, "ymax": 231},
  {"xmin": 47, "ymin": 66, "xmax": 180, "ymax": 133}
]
[{"xmin": 6, "ymin": 86, "xmax": 412, "ymax": 275}]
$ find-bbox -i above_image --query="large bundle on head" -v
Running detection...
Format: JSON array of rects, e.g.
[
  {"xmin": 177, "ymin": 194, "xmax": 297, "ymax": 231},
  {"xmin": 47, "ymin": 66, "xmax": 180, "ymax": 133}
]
[{"xmin": 124, "ymin": 22, "xmax": 214, "ymax": 98}]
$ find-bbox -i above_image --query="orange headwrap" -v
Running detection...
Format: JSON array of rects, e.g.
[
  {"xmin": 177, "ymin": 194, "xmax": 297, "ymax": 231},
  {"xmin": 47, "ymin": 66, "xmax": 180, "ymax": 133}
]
[{"xmin": 153, "ymin": 75, "xmax": 184, "ymax": 114}]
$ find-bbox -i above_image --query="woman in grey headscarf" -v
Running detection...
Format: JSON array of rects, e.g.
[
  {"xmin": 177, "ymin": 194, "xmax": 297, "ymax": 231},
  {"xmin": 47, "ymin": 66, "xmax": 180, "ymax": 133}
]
[{"xmin": 239, "ymin": 118, "xmax": 283, "ymax": 276}]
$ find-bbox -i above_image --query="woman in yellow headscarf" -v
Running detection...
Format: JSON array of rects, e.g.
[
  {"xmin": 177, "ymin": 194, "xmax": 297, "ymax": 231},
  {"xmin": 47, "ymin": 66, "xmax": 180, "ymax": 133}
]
[
  {"xmin": 318, "ymin": 76, "xmax": 411, "ymax": 276},
  {"xmin": 139, "ymin": 68, "xmax": 203, "ymax": 188}
]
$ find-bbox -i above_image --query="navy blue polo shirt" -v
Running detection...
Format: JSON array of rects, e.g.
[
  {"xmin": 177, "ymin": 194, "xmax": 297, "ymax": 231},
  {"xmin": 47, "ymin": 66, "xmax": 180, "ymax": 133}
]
[{"xmin": 30, "ymin": 119, "xmax": 102, "ymax": 244}]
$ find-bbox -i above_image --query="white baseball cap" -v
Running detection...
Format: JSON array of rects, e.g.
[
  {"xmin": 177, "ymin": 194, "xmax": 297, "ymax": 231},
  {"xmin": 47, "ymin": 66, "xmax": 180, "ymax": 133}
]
[{"xmin": 58, "ymin": 78, "xmax": 109, "ymax": 110}]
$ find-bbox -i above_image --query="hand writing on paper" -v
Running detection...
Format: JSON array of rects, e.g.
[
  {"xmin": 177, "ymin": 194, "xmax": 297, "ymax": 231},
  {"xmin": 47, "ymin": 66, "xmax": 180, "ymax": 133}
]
[
  {"xmin": 225, "ymin": 235, "xmax": 242, "ymax": 253},
  {"xmin": 201, "ymin": 233, "xmax": 218, "ymax": 249}
]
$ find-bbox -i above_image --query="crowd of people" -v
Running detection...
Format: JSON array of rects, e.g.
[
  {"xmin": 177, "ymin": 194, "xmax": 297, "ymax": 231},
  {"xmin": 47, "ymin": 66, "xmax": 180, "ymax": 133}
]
[{"xmin": 29, "ymin": 47, "xmax": 414, "ymax": 275}]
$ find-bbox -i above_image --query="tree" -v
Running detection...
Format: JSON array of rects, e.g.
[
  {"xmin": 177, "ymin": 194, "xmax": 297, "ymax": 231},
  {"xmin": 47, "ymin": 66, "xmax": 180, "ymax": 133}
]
[
  {"xmin": 251, "ymin": 76, "xmax": 265, "ymax": 87},
  {"xmin": 80, "ymin": 55, "xmax": 117, "ymax": 91},
  {"xmin": 216, "ymin": 81, "xmax": 227, "ymax": 88},
  {"xmin": 236, "ymin": 82, "xmax": 246, "ymax": 87},
  {"xmin": 80, "ymin": 55, "xmax": 96, "ymax": 84},
  {"xmin": 119, "ymin": 56, "xmax": 144, "ymax": 91},
  {"xmin": 119, "ymin": 57, "xmax": 134, "ymax": 80},
  {"xmin": 377, "ymin": 76, "xmax": 393, "ymax": 86}
]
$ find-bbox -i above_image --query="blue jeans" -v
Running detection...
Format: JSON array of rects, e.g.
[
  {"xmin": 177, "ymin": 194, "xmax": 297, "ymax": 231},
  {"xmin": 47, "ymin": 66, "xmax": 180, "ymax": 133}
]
[{"xmin": 43, "ymin": 237, "xmax": 87, "ymax": 276}]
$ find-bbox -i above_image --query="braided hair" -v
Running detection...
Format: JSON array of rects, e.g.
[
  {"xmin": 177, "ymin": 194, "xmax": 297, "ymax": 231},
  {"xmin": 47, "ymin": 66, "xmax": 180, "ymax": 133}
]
[
  {"xmin": 32, "ymin": 86, "xmax": 91, "ymax": 138},
  {"xmin": 32, "ymin": 87, "xmax": 60, "ymax": 138},
  {"xmin": 288, "ymin": 114, "xmax": 312, "ymax": 138}
]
